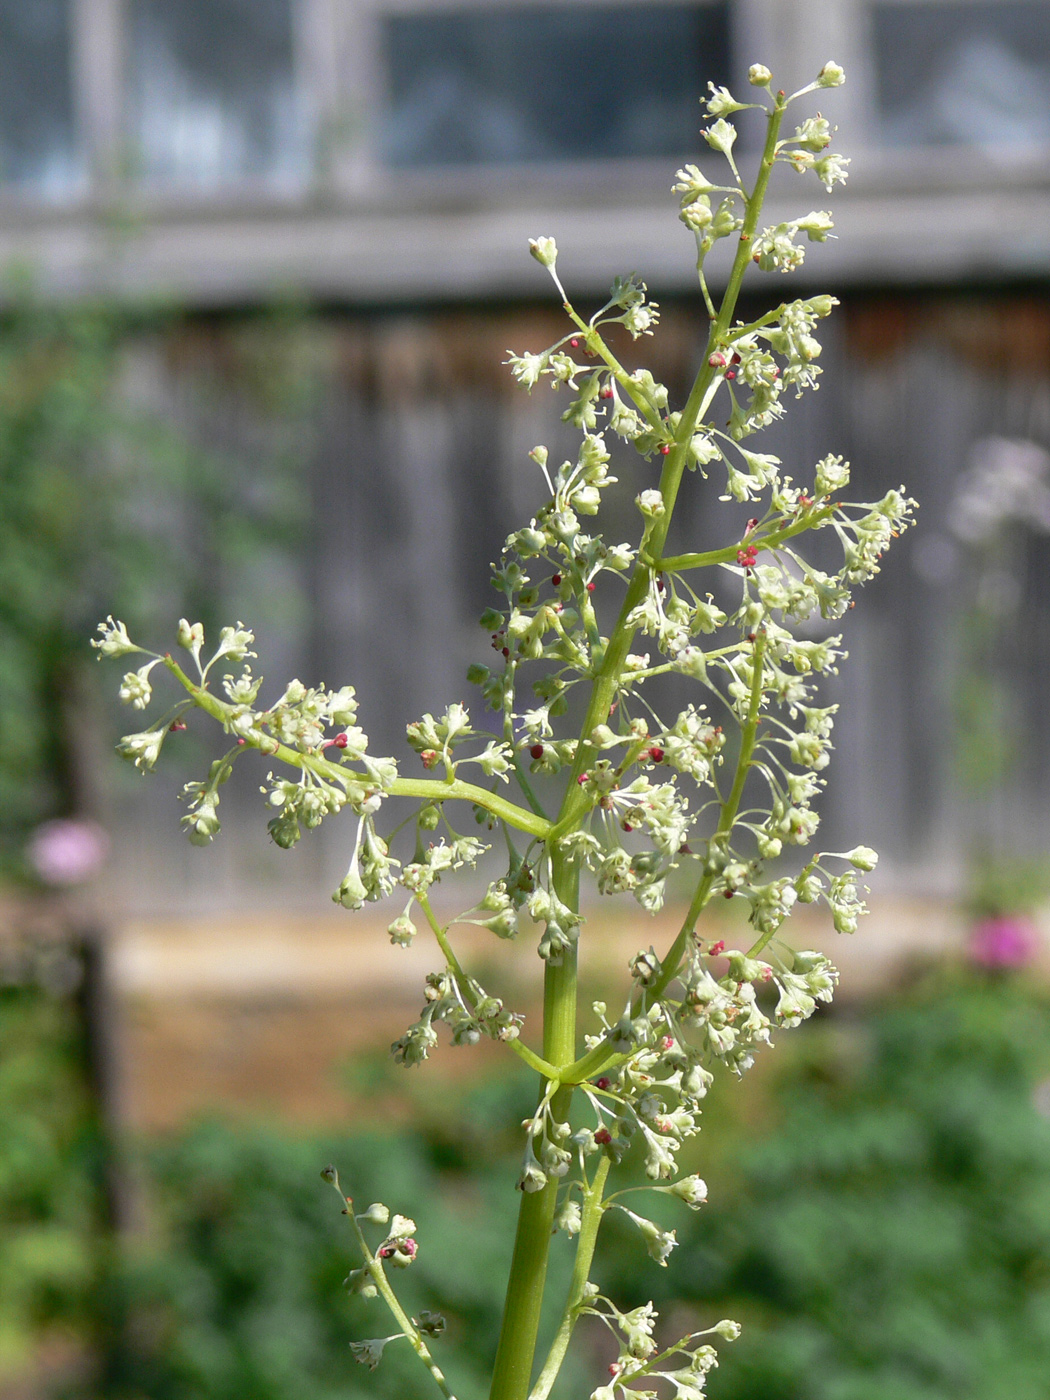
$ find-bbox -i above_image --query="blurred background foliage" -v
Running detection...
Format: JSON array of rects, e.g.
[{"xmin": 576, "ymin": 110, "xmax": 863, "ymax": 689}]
[
  {"xmin": 5, "ymin": 958, "xmax": 1050, "ymax": 1400},
  {"xmin": 0, "ymin": 284, "xmax": 313, "ymax": 871}
]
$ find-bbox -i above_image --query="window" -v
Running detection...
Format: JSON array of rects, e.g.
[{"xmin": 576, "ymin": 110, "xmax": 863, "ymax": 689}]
[
  {"xmin": 126, "ymin": 0, "xmax": 307, "ymax": 190},
  {"xmin": 872, "ymin": 2, "xmax": 1050, "ymax": 147},
  {"xmin": 0, "ymin": 0, "xmax": 80, "ymax": 195},
  {"xmin": 380, "ymin": 2, "xmax": 730, "ymax": 167}
]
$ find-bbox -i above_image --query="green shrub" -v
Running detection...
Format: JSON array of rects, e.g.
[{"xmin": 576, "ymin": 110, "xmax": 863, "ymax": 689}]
[{"xmin": 677, "ymin": 968, "xmax": 1050, "ymax": 1400}]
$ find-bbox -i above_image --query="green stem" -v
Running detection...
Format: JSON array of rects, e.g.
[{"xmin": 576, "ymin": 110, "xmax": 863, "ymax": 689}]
[
  {"xmin": 488, "ymin": 96, "xmax": 787, "ymax": 1400},
  {"xmin": 658, "ymin": 506, "xmax": 833, "ymax": 572},
  {"xmin": 721, "ymin": 302, "xmax": 786, "ymax": 342},
  {"xmin": 558, "ymin": 632, "xmax": 768, "ymax": 1087},
  {"xmin": 489, "ymin": 847, "xmax": 579, "ymax": 1400},
  {"xmin": 636, "ymin": 630, "xmax": 769, "ymax": 1005},
  {"xmin": 511, "ymin": 751, "xmax": 550, "ymax": 822},
  {"xmin": 161, "ymin": 656, "xmax": 550, "ymax": 840},
  {"xmin": 562, "ymin": 309, "xmax": 665, "ymax": 431},
  {"xmin": 416, "ymin": 894, "xmax": 558, "ymax": 1080},
  {"xmin": 528, "ymin": 1157, "xmax": 612, "ymax": 1400},
  {"xmin": 329, "ymin": 1175, "xmax": 459, "ymax": 1400},
  {"xmin": 548, "ymin": 94, "xmax": 788, "ymax": 844}
]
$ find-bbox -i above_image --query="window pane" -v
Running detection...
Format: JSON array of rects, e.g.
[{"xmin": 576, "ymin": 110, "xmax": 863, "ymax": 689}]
[
  {"xmin": 0, "ymin": 0, "xmax": 80, "ymax": 194},
  {"xmin": 873, "ymin": 2, "xmax": 1050, "ymax": 147},
  {"xmin": 127, "ymin": 0, "xmax": 307, "ymax": 190},
  {"xmin": 382, "ymin": 3, "xmax": 730, "ymax": 166}
]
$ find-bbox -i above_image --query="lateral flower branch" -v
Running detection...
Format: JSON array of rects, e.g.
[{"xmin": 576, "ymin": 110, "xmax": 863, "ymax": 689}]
[{"xmin": 95, "ymin": 61, "xmax": 913, "ymax": 1400}]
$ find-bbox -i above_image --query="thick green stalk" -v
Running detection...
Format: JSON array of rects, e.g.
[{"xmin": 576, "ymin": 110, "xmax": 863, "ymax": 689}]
[
  {"xmin": 488, "ymin": 96, "xmax": 787, "ymax": 1400},
  {"xmin": 489, "ymin": 849, "xmax": 579, "ymax": 1400},
  {"xmin": 528, "ymin": 1157, "xmax": 612, "ymax": 1400}
]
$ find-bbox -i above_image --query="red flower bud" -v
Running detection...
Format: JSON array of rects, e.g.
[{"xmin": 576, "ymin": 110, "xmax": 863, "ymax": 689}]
[
  {"xmin": 529, "ymin": 743, "xmax": 544, "ymax": 760},
  {"xmin": 647, "ymin": 746, "xmax": 665, "ymax": 763},
  {"xmin": 709, "ymin": 940, "xmax": 726, "ymax": 955},
  {"xmin": 594, "ymin": 1127, "xmax": 612, "ymax": 1145},
  {"xmin": 551, "ymin": 573, "xmax": 562, "ymax": 586}
]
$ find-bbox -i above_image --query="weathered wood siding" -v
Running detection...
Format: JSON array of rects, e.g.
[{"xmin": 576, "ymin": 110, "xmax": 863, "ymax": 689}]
[{"xmin": 108, "ymin": 295, "xmax": 1050, "ymax": 913}]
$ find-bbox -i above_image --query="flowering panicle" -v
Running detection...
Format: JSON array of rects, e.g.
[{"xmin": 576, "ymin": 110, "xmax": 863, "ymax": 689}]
[{"xmin": 95, "ymin": 60, "xmax": 914, "ymax": 1400}]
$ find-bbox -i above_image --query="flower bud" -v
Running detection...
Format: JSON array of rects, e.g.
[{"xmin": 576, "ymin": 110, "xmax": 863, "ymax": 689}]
[
  {"xmin": 528, "ymin": 236, "xmax": 558, "ymax": 268},
  {"xmin": 669, "ymin": 1174, "xmax": 708, "ymax": 1208},
  {"xmin": 714, "ymin": 1318, "xmax": 742, "ymax": 1340},
  {"xmin": 554, "ymin": 1199, "xmax": 582, "ymax": 1235},
  {"xmin": 680, "ymin": 198, "xmax": 713, "ymax": 232},
  {"xmin": 357, "ymin": 1202, "xmax": 390, "ymax": 1224},
  {"xmin": 844, "ymin": 845, "xmax": 878, "ymax": 872},
  {"xmin": 817, "ymin": 60, "xmax": 845, "ymax": 87},
  {"xmin": 177, "ymin": 618, "xmax": 204, "ymax": 659},
  {"xmin": 636, "ymin": 489, "xmax": 666, "ymax": 519},
  {"xmin": 748, "ymin": 63, "xmax": 772, "ymax": 86}
]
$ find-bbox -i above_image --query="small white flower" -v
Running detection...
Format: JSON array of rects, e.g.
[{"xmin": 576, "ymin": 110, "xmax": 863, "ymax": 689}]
[
  {"xmin": 350, "ymin": 1336, "xmax": 400, "ymax": 1370},
  {"xmin": 117, "ymin": 727, "xmax": 166, "ymax": 772},
  {"xmin": 118, "ymin": 659, "xmax": 161, "ymax": 710},
  {"xmin": 213, "ymin": 623, "xmax": 256, "ymax": 665},
  {"xmin": 528, "ymin": 236, "xmax": 558, "ymax": 269},
  {"xmin": 92, "ymin": 616, "xmax": 140, "ymax": 659},
  {"xmin": 669, "ymin": 1174, "xmax": 709, "ymax": 1208},
  {"xmin": 703, "ymin": 118, "xmax": 737, "ymax": 154}
]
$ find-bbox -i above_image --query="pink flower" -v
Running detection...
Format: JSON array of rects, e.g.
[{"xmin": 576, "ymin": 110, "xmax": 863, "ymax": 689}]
[
  {"xmin": 26, "ymin": 819, "xmax": 109, "ymax": 886},
  {"xmin": 968, "ymin": 915, "xmax": 1038, "ymax": 969}
]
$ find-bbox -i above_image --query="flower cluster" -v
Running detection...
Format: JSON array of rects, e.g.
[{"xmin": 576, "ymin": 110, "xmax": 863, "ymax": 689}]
[
  {"xmin": 392, "ymin": 967, "xmax": 523, "ymax": 1067},
  {"xmin": 94, "ymin": 60, "xmax": 913, "ymax": 1400},
  {"xmin": 582, "ymin": 1290, "xmax": 739, "ymax": 1400}
]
